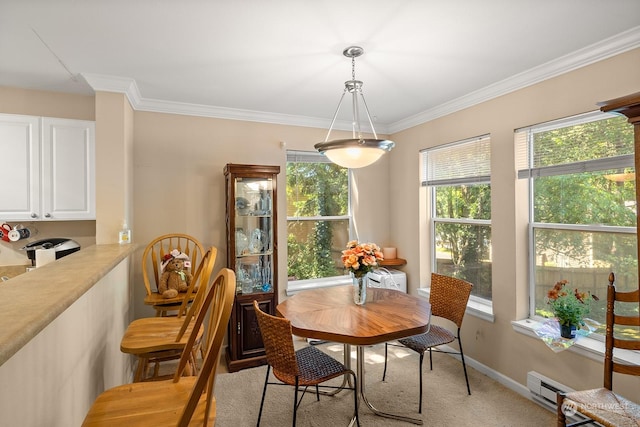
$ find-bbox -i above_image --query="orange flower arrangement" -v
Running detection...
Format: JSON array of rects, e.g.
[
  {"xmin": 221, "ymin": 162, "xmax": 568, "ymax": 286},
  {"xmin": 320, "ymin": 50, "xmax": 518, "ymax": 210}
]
[{"xmin": 341, "ymin": 240, "xmax": 384, "ymax": 278}]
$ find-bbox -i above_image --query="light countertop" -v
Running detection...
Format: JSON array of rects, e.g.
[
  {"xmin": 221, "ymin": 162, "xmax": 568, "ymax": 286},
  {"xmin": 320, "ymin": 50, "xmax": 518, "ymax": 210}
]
[
  {"xmin": 0, "ymin": 243, "xmax": 137, "ymax": 366},
  {"xmin": 0, "ymin": 265, "xmax": 30, "ymax": 279}
]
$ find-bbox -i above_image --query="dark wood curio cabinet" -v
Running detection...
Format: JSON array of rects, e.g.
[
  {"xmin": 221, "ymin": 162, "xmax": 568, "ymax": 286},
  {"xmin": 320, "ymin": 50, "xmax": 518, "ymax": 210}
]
[{"xmin": 224, "ymin": 163, "xmax": 280, "ymax": 372}]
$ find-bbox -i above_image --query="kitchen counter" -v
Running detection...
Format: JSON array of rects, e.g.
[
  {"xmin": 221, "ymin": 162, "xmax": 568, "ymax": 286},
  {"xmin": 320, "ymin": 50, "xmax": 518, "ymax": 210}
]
[
  {"xmin": 0, "ymin": 264, "xmax": 30, "ymax": 279},
  {"xmin": 0, "ymin": 243, "xmax": 137, "ymax": 366}
]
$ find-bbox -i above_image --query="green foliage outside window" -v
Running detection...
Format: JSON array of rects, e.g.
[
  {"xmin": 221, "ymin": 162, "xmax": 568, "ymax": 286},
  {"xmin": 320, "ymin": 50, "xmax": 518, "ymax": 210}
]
[
  {"xmin": 434, "ymin": 184, "xmax": 492, "ymax": 299},
  {"xmin": 286, "ymin": 161, "xmax": 349, "ymax": 281},
  {"xmin": 530, "ymin": 115, "xmax": 638, "ymax": 336}
]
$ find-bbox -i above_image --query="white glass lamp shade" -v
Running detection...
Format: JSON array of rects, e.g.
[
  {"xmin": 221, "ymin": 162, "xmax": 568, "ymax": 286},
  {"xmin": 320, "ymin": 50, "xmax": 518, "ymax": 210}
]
[{"xmin": 315, "ymin": 138, "xmax": 394, "ymax": 169}]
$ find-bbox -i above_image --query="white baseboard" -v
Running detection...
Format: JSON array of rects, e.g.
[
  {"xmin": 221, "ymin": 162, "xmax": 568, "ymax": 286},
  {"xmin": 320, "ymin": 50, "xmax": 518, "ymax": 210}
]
[{"xmin": 437, "ymin": 345, "xmax": 547, "ymax": 407}]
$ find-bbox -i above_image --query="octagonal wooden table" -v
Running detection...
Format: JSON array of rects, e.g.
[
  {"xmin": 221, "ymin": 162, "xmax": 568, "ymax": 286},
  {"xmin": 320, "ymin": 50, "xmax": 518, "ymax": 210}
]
[{"xmin": 277, "ymin": 285, "xmax": 432, "ymax": 425}]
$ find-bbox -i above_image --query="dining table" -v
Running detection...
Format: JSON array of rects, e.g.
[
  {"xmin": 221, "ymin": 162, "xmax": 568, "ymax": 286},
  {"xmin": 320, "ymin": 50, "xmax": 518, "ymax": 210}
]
[{"xmin": 276, "ymin": 284, "xmax": 432, "ymax": 425}]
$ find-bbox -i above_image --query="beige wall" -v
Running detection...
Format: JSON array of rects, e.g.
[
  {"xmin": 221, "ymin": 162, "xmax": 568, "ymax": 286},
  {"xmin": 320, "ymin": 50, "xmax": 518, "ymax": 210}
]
[
  {"xmin": 0, "ymin": 86, "xmax": 94, "ymax": 120},
  {"xmin": 95, "ymin": 91, "xmax": 135, "ymax": 244},
  {"xmin": 131, "ymin": 112, "xmax": 392, "ymax": 317},
  {"xmin": 391, "ymin": 47, "xmax": 640, "ymax": 399}
]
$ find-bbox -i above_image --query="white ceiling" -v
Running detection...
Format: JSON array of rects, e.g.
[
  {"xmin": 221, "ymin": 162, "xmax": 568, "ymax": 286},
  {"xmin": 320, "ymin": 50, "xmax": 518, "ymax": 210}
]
[{"xmin": 1, "ymin": 0, "xmax": 639, "ymax": 133}]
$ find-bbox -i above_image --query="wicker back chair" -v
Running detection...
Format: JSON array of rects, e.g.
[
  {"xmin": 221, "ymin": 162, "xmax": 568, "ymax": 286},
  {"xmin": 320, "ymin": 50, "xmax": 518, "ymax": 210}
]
[
  {"xmin": 382, "ymin": 272, "xmax": 473, "ymax": 413},
  {"xmin": 253, "ymin": 301, "xmax": 360, "ymax": 427},
  {"xmin": 557, "ymin": 272, "xmax": 640, "ymax": 427}
]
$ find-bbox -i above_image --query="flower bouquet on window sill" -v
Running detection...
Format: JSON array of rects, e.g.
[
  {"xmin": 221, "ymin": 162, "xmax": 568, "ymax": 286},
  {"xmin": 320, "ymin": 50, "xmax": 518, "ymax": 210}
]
[
  {"xmin": 547, "ymin": 279, "xmax": 598, "ymax": 339},
  {"xmin": 341, "ymin": 240, "xmax": 384, "ymax": 305}
]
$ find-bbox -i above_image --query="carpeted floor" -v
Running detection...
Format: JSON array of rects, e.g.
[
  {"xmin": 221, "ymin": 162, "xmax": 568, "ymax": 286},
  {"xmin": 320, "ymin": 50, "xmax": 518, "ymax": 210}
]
[{"xmin": 213, "ymin": 340, "xmax": 556, "ymax": 426}]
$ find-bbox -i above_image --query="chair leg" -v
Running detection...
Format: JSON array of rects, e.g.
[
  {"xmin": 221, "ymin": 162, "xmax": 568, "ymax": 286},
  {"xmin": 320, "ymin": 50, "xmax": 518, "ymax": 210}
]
[
  {"xmin": 350, "ymin": 370, "xmax": 360, "ymax": 427},
  {"xmin": 382, "ymin": 342, "xmax": 389, "ymax": 381},
  {"xmin": 134, "ymin": 357, "xmax": 148, "ymax": 382},
  {"xmin": 257, "ymin": 366, "xmax": 270, "ymax": 427},
  {"xmin": 418, "ymin": 352, "xmax": 424, "ymax": 414},
  {"xmin": 557, "ymin": 393, "xmax": 567, "ymax": 426},
  {"xmin": 190, "ymin": 349, "xmax": 198, "ymax": 375},
  {"xmin": 458, "ymin": 335, "xmax": 471, "ymax": 395},
  {"xmin": 293, "ymin": 377, "xmax": 299, "ymax": 427},
  {"xmin": 428, "ymin": 347, "xmax": 433, "ymax": 370}
]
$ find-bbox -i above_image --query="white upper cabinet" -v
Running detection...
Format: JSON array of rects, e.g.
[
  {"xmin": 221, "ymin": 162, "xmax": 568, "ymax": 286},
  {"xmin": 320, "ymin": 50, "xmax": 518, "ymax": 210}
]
[
  {"xmin": 41, "ymin": 117, "xmax": 96, "ymax": 220},
  {"xmin": 0, "ymin": 114, "xmax": 41, "ymax": 220},
  {"xmin": 0, "ymin": 114, "xmax": 95, "ymax": 221}
]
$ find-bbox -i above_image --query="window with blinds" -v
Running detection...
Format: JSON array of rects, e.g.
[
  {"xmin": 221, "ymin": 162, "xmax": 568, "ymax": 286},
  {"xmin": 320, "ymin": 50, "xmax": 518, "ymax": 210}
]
[
  {"xmin": 516, "ymin": 111, "xmax": 636, "ymax": 332},
  {"xmin": 422, "ymin": 135, "xmax": 492, "ymax": 301}
]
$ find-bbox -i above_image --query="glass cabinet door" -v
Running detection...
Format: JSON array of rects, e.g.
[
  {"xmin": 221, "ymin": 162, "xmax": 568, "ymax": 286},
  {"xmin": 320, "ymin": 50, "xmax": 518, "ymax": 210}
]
[
  {"xmin": 224, "ymin": 163, "xmax": 279, "ymax": 372},
  {"xmin": 233, "ymin": 176, "xmax": 274, "ymax": 295}
]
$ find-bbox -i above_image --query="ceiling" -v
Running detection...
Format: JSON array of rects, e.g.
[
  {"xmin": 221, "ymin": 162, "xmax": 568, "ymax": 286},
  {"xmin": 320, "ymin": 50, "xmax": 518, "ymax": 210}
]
[{"xmin": 1, "ymin": 1, "xmax": 639, "ymax": 134}]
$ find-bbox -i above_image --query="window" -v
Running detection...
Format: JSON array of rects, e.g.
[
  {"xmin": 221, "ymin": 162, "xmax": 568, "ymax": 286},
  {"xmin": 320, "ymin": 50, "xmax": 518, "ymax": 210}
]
[
  {"xmin": 421, "ymin": 135, "xmax": 492, "ymax": 300},
  {"xmin": 286, "ymin": 150, "xmax": 351, "ymax": 282},
  {"xmin": 516, "ymin": 111, "xmax": 637, "ymax": 331}
]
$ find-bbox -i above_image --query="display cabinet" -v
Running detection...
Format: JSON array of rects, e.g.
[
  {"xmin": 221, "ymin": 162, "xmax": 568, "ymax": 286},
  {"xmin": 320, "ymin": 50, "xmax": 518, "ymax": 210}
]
[{"xmin": 224, "ymin": 163, "xmax": 280, "ymax": 372}]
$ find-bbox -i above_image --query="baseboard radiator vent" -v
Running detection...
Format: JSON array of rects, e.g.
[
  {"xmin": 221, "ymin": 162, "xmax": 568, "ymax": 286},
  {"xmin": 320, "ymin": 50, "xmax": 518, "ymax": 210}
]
[
  {"xmin": 527, "ymin": 371, "xmax": 572, "ymax": 409},
  {"xmin": 527, "ymin": 371, "xmax": 597, "ymax": 424}
]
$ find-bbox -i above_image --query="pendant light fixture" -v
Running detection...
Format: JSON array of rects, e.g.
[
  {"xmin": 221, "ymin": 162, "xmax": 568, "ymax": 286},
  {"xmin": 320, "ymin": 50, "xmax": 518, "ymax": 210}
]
[{"xmin": 314, "ymin": 46, "xmax": 394, "ymax": 169}]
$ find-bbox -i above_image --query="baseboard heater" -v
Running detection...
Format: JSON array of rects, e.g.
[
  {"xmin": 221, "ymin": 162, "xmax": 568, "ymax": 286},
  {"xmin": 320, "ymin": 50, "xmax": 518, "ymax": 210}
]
[{"xmin": 527, "ymin": 371, "xmax": 597, "ymax": 425}]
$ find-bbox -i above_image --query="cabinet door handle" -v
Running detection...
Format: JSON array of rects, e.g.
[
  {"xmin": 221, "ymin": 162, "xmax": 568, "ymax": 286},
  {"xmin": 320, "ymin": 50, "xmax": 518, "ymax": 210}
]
[
  {"xmin": 44, "ymin": 213, "xmax": 51, "ymax": 218},
  {"xmin": 237, "ymin": 322, "xmax": 241, "ymax": 334},
  {"xmin": 31, "ymin": 213, "xmax": 37, "ymax": 218}
]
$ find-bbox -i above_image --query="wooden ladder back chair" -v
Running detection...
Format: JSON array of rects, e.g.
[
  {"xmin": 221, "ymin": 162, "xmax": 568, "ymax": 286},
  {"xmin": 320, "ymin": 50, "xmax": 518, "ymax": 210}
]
[
  {"xmin": 383, "ymin": 272, "xmax": 473, "ymax": 413},
  {"xmin": 122, "ymin": 246, "xmax": 217, "ymax": 382},
  {"xmin": 253, "ymin": 301, "xmax": 360, "ymax": 427},
  {"xmin": 83, "ymin": 268, "xmax": 236, "ymax": 427},
  {"xmin": 557, "ymin": 272, "xmax": 640, "ymax": 427},
  {"xmin": 142, "ymin": 233, "xmax": 205, "ymax": 316}
]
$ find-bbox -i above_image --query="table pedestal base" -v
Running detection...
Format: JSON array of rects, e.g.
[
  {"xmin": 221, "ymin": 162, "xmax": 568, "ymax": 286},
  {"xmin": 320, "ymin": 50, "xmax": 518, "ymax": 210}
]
[{"xmin": 346, "ymin": 345, "xmax": 423, "ymax": 426}]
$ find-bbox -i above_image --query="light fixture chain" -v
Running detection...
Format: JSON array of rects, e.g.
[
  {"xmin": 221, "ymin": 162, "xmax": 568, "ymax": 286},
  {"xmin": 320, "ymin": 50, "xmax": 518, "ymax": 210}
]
[{"xmin": 352, "ymin": 55, "xmax": 356, "ymax": 81}]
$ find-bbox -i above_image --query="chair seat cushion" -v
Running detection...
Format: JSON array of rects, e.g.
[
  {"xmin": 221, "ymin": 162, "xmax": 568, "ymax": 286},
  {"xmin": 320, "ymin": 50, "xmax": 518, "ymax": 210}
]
[
  {"xmin": 273, "ymin": 346, "xmax": 349, "ymax": 386},
  {"xmin": 564, "ymin": 387, "xmax": 640, "ymax": 427},
  {"xmin": 398, "ymin": 325, "xmax": 455, "ymax": 353}
]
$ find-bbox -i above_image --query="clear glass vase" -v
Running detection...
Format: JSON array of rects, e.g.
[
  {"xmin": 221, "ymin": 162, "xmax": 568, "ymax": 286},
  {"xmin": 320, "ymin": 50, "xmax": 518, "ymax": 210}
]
[{"xmin": 352, "ymin": 273, "xmax": 367, "ymax": 305}]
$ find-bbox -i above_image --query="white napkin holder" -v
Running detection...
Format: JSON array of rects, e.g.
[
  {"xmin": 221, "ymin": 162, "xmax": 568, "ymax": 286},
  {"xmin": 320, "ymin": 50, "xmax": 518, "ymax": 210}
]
[{"xmin": 35, "ymin": 248, "xmax": 56, "ymax": 267}]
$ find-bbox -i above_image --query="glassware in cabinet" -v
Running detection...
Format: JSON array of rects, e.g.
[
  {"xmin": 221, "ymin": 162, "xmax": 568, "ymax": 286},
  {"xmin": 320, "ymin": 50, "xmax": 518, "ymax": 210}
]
[{"xmin": 224, "ymin": 163, "xmax": 280, "ymax": 372}]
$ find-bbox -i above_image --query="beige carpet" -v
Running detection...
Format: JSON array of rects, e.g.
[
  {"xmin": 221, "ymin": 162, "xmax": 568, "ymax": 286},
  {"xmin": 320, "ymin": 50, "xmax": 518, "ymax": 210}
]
[{"xmin": 213, "ymin": 341, "xmax": 556, "ymax": 426}]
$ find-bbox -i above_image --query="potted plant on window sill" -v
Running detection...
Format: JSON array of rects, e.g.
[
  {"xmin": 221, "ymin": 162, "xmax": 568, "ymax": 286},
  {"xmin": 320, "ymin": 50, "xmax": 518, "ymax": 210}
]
[{"xmin": 547, "ymin": 280, "xmax": 598, "ymax": 339}]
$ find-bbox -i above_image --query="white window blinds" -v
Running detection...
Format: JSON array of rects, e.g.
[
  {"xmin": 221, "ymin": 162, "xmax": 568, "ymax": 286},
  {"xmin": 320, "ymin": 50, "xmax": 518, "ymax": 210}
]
[
  {"xmin": 515, "ymin": 111, "xmax": 633, "ymax": 179},
  {"xmin": 287, "ymin": 150, "xmax": 333, "ymax": 163},
  {"xmin": 421, "ymin": 135, "xmax": 491, "ymax": 186}
]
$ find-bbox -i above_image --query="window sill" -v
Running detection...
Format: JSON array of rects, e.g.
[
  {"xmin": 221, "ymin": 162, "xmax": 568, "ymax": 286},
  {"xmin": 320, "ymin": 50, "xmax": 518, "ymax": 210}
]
[
  {"xmin": 286, "ymin": 275, "xmax": 352, "ymax": 296},
  {"xmin": 511, "ymin": 319, "xmax": 640, "ymax": 366},
  {"xmin": 417, "ymin": 287, "xmax": 495, "ymax": 323}
]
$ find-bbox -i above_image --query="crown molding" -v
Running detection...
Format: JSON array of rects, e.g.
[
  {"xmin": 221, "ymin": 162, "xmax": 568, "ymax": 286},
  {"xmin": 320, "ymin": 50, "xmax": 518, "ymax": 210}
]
[
  {"xmin": 136, "ymin": 97, "xmax": 363, "ymax": 131},
  {"xmin": 387, "ymin": 25, "xmax": 640, "ymax": 134},
  {"xmin": 80, "ymin": 72, "xmax": 364, "ymax": 132},
  {"xmin": 80, "ymin": 73, "xmax": 142, "ymax": 107},
  {"xmin": 82, "ymin": 26, "xmax": 639, "ymax": 135}
]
